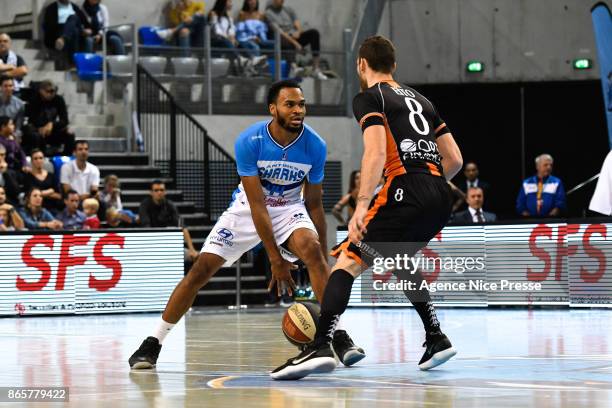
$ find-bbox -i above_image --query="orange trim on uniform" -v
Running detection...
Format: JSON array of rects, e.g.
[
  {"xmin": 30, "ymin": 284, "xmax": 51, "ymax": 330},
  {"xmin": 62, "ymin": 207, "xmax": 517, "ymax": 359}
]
[
  {"xmin": 383, "ymin": 118, "xmax": 407, "ymax": 178},
  {"xmin": 363, "ymin": 174, "xmax": 394, "ymax": 226},
  {"xmin": 434, "ymin": 123, "xmax": 447, "ymax": 134},
  {"xmin": 359, "ymin": 112, "xmax": 384, "ymax": 127},
  {"xmin": 330, "ymin": 240, "xmax": 366, "ymax": 266},
  {"xmin": 427, "ymin": 162, "xmax": 442, "ymax": 177}
]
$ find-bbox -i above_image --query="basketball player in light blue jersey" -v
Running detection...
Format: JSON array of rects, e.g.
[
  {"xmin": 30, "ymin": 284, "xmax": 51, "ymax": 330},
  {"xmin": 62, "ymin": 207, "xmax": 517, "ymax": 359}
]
[{"xmin": 129, "ymin": 80, "xmax": 365, "ymax": 371}]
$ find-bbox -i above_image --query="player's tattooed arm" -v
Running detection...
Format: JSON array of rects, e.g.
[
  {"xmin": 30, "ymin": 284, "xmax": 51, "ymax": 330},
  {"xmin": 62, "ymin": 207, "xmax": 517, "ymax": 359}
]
[
  {"xmin": 436, "ymin": 133, "xmax": 463, "ymax": 180},
  {"xmin": 241, "ymin": 176, "xmax": 296, "ymax": 295},
  {"xmin": 304, "ymin": 181, "xmax": 327, "ymax": 257}
]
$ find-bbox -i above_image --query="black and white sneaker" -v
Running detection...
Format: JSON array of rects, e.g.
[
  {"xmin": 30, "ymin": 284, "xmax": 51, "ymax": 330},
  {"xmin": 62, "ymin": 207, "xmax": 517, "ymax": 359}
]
[
  {"xmin": 270, "ymin": 340, "xmax": 337, "ymax": 380},
  {"xmin": 129, "ymin": 337, "xmax": 162, "ymax": 369},
  {"xmin": 418, "ymin": 331, "xmax": 456, "ymax": 370},
  {"xmin": 332, "ymin": 330, "xmax": 366, "ymax": 367}
]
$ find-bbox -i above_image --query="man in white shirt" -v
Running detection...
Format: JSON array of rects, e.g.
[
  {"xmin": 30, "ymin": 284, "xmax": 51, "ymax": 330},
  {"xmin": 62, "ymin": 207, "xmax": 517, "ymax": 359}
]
[
  {"xmin": 589, "ymin": 150, "xmax": 612, "ymax": 216},
  {"xmin": 452, "ymin": 187, "xmax": 497, "ymax": 224},
  {"xmin": 60, "ymin": 140, "xmax": 100, "ymax": 201}
]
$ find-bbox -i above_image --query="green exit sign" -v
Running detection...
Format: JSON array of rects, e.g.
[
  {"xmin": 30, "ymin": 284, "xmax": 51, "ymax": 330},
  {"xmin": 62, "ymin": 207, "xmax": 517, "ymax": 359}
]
[
  {"xmin": 466, "ymin": 61, "xmax": 484, "ymax": 73},
  {"xmin": 573, "ymin": 59, "xmax": 592, "ymax": 70}
]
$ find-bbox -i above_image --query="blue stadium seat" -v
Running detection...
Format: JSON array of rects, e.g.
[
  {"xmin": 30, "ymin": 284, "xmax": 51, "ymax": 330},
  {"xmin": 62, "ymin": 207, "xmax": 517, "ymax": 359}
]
[
  {"xmin": 139, "ymin": 26, "xmax": 164, "ymax": 46},
  {"xmin": 73, "ymin": 53, "xmax": 104, "ymax": 81},
  {"xmin": 268, "ymin": 58, "xmax": 290, "ymax": 79}
]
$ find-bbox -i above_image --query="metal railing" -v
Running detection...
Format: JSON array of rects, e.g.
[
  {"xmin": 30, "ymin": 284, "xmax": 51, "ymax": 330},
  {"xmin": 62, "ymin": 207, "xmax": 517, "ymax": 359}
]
[{"xmin": 137, "ymin": 64, "xmax": 238, "ymax": 221}]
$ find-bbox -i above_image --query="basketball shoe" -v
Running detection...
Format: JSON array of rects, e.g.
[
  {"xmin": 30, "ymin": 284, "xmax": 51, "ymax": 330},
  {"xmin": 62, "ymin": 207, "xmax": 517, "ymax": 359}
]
[
  {"xmin": 418, "ymin": 331, "xmax": 456, "ymax": 370},
  {"xmin": 129, "ymin": 337, "xmax": 162, "ymax": 369},
  {"xmin": 270, "ymin": 339, "xmax": 337, "ymax": 380},
  {"xmin": 332, "ymin": 330, "xmax": 366, "ymax": 366}
]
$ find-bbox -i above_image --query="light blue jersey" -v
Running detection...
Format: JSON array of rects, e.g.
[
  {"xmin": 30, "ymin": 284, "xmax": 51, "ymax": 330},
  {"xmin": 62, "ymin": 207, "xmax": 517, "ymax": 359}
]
[{"xmin": 233, "ymin": 120, "xmax": 327, "ymax": 207}]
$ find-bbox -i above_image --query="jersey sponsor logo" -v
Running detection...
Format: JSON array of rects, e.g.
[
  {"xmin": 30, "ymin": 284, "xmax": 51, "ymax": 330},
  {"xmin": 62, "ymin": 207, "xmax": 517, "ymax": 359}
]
[
  {"xmin": 399, "ymin": 138, "xmax": 441, "ymax": 164},
  {"xmin": 211, "ymin": 228, "xmax": 235, "ymax": 247},
  {"xmin": 265, "ymin": 196, "xmax": 290, "ymax": 207},
  {"xmin": 400, "ymin": 138, "xmax": 417, "ymax": 153}
]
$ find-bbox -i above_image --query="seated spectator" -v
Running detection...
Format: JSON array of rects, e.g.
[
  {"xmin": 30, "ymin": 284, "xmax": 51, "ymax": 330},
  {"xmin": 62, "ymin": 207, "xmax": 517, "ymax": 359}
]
[
  {"xmin": 0, "ymin": 116, "xmax": 29, "ymax": 174},
  {"xmin": 452, "ymin": 161, "xmax": 491, "ymax": 212},
  {"xmin": 0, "ymin": 76, "xmax": 25, "ymax": 138},
  {"xmin": 43, "ymin": 0, "xmax": 93, "ymax": 66},
  {"xmin": 0, "ymin": 201, "xmax": 25, "ymax": 231},
  {"xmin": 0, "ymin": 34, "xmax": 28, "ymax": 97},
  {"xmin": 60, "ymin": 140, "xmax": 100, "ymax": 200},
  {"xmin": 81, "ymin": 0, "xmax": 126, "ymax": 55},
  {"xmin": 332, "ymin": 170, "xmax": 359, "ymax": 225},
  {"xmin": 589, "ymin": 150, "xmax": 612, "ymax": 216},
  {"xmin": 237, "ymin": 0, "xmax": 274, "ymax": 61},
  {"xmin": 0, "ymin": 187, "xmax": 23, "ymax": 229},
  {"xmin": 56, "ymin": 189, "xmax": 86, "ymax": 229},
  {"xmin": 99, "ymin": 174, "xmax": 122, "ymax": 209},
  {"xmin": 19, "ymin": 188, "xmax": 64, "ymax": 230},
  {"xmin": 265, "ymin": 0, "xmax": 327, "ymax": 79},
  {"xmin": 452, "ymin": 187, "xmax": 497, "ymax": 224},
  {"xmin": 166, "ymin": 0, "xmax": 207, "ymax": 50},
  {"xmin": 83, "ymin": 197, "xmax": 100, "ymax": 229},
  {"xmin": 208, "ymin": 0, "xmax": 242, "ymax": 65},
  {"xmin": 139, "ymin": 180, "xmax": 199, "ymax": 262},
  {"xmin": 0, "ymin": 149, "xmax": 20, "ymax": 205},
  {"xmin": 23, "ymin": 80, "xmax": 75, "ymax": 156},
  {"xmin": 517, "ymin": 154, "xmax": 566, "ymax": 218},
  {"xmin": 24, "ymin": 149, "xmax": 63, "ymax": 212}
]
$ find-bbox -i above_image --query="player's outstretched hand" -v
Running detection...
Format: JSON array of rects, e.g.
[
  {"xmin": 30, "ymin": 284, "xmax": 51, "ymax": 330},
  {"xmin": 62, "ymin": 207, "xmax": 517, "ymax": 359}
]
[
  {"xmin": 348, "ymin": 206, "xmax": 368, "ymax": 244},
  {"xmin": 268, "ymin": 259, "xmax": 297, "ymax": 297}
]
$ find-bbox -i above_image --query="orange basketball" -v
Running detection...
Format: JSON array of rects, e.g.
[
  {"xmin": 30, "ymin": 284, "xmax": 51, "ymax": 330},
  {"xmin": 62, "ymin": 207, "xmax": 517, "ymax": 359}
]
[{"xmin": 281, "ymin": 302, "xmax": 320, "ymax": 347}]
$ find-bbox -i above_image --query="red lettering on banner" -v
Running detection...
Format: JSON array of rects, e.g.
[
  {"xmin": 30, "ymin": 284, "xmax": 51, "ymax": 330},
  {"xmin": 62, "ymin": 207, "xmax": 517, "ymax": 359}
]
[
  {"xmin": 580, "ymin": 224, "xmax": 607, "ymax": 283},
  {"xmin": 90, "ymin": 234, "xmax": 125, "ymax": 291},
  {"xmin": 555, "ymin": 224, "xmax": 580, "ymax": 281},
  {"xmin": 17, "ymin": 235, "xmax": 54, "ymax": 291},
  {"xmin": 56, "ymin": 235, "xmax": 91, "ymax": 290},
  {"xmin": 527, "ymin": 224, "xmax": 553, "ymax": 281}
]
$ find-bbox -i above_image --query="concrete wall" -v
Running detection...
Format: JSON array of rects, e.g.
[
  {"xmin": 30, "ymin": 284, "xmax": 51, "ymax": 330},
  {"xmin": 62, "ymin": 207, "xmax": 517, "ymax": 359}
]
[
  {"xmin": 380, "ymin": 0, "xmax": 606, "ymax": 83},
  {"xmin": 193, "ymin": 114, "xmax": 363, "ymax": 256},
  {"xmin": 0, "ymin": 1, "xmax": 33, "ymax": 25},
  {"xmin": 27, "ymin": 0, "xmax": 362, "ymax": 51}
]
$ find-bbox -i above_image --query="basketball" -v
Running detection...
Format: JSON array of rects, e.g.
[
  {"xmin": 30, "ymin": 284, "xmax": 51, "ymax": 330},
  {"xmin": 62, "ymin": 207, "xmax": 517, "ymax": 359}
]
[{"xmin": 282, "ymin": 302, "xmax": 320, "ymax": 347}]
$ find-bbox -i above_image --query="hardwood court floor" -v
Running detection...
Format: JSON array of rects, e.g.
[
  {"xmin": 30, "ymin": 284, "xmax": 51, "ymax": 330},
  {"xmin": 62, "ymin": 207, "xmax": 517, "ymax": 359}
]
[{"xmin": 1, "ymin": 307, "xmax": 611, "ymax": 407}]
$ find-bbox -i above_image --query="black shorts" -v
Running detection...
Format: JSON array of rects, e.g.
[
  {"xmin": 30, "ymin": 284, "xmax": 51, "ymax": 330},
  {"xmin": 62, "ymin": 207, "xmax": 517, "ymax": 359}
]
[{"xmin": 331, "ymin": 173, "xmax": 453, "ymax": 266}]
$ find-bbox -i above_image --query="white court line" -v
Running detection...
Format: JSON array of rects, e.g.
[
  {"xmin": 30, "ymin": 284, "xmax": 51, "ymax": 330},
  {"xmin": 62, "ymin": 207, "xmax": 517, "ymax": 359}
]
[{"xmin": 487, "ymin": 382, "xmax": 607, "ymax": 391}]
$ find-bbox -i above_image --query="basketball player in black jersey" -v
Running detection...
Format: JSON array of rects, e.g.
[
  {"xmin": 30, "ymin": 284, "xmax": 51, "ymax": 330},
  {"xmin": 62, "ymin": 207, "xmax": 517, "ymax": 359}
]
[{"xmin": 271, "ymin": 36, "xmax": 463, "ymax": 380}]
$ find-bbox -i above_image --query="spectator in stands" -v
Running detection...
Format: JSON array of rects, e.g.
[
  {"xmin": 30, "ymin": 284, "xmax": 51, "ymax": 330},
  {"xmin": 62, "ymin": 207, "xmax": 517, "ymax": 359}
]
[
  {"xmin": 166, "ymin": 0, "xmax": 207, "ymax": 50},
  {"xmin": 23, "ymin": 80, "xmax": 75, "ymax": 156},
  {"xmin": 19, "ymin": 188, "xmax": 64, "ymax": 230},
  {"xmin": 99, "ymin": 174, "xmax": 122, "ymax": 209},
  {"xmin": 452, "ymin": 187, "xmax": 497, "ymax": 224},
  {"xmin": 0, "ymin": 76, "xmax": 25, "ymax": 138},
  {"xmin": 106, "ymin": 207, "xmax": 138, "ymax": 228},
  {"xmin": 43, "ymin": 0, "xmax": 94, "ymax": 65},
  {"xmin": 82, "ymin": 197, "xmax": 100, "ymax": 229},
  {"xmin": 452, "ymin": 161, "xmax": 491, "ymax": 212},
  {"xmin": 0, "ymin": 146, "xmax": 20, "ymax": 205},
  {"xmin": 332, "ymin": 170, "xmax": 359, "ymax": 225},
  {"xmin": 57, "ymin": 189, "xmax": 86, "ymax": 229},
  {"xmin": 0, "ymin": 201, "xmax": 25, "ymax": 231},
  {"xmin": 0, "ymin": 34, "xmax": 28, "ymax": 97},
  {"xmin": 81, "ymin": 0, "xmax": 126, "ymax": 55},
  {"xmin": 0, "ymin": 116, "xmax": 29, "ymax": 174},
  {"xmin": 265, "ymin": 0, "xmax": 327, "ymax": 80},
  {"xmin": 517, "ymin": 153, "xmax": 566, "ymax": 218},
  {"xmin": 139, "ymin": 180, "xmax": 199, "ymax": 262},
  {"xmin": 208, "ymin": 0, "xmax": 243, "ymax": 67},
  {"xmin": 60, "ymin": 140, "xmax": 100, "ymax": 201},
  {"xmin": 24, "ymin": 149, "xmax": 63, "ymax": 213},
  {"xmin": 237, "ymin": 0, "xmax": 274, "ymax": 60},
  {"xmin": 0, "ymin": 185, "xmax": 24, "ymax": 229}
]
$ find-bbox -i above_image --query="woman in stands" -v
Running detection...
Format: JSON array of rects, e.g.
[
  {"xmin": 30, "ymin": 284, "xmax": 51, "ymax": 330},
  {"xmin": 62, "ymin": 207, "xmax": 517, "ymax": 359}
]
[
  {"xmin": 18, "ymin": 188, "xmax": 64, "ymax": 230},
  {"xmin": 332, "ymin": 170, "xmax": 360, "ymax": 225},
  {"xmin": 208, "ymin": 0, "xmax": 245, "ymax": 73},
  {"xmin": 0, "ymin": 186, "xmax": 24, "ymax": 230},
  {"xmin": 81, "ymin": 0, "xmax": 126, "ymax": 55},
  {"xmin": 236, "ymin": 0, "xmax": 273, "ymax": 64},
  {"xmin": 23, "ymin": 149, "xmax": 62, "ymax": 213}
]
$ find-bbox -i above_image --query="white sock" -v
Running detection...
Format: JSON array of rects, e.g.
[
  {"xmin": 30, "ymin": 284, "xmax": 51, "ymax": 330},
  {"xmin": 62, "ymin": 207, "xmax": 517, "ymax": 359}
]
[
  {"xmin": 335, "ymin": 316, "xmax": 345, "ymax": 332},
  {"xmin": 152, "ymin": 319, "xmax": 175, "ymax": 344}
]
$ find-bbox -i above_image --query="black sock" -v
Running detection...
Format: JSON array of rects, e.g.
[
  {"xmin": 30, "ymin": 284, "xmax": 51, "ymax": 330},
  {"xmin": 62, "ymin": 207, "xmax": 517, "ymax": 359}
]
[
  {"xmin": 316, "ymin": 269, "xmax": 354, "ymax": 343},
  {"xmin": 395, "ymin": 268, "xmax": 441, "ymax": 333}
]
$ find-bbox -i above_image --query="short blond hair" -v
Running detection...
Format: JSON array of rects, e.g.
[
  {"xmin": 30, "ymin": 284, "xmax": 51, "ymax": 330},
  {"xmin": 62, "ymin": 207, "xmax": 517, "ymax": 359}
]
[{"xmin": 83, "ymin": 198, "xmax": 99, "ymax": 212}]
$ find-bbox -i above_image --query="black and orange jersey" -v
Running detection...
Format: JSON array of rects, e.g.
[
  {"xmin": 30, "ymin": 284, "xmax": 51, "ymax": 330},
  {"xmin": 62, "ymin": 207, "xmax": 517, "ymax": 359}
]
[{"xmin": 353, "ymin": 81, "xmax": 451, "ymax": 178}]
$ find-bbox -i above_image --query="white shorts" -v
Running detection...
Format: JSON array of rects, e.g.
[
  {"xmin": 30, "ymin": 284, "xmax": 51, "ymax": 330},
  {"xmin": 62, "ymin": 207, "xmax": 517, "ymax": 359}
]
[{"xmin": 201, "ymin": 201, "xmax": 318, "ymax": 267}]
